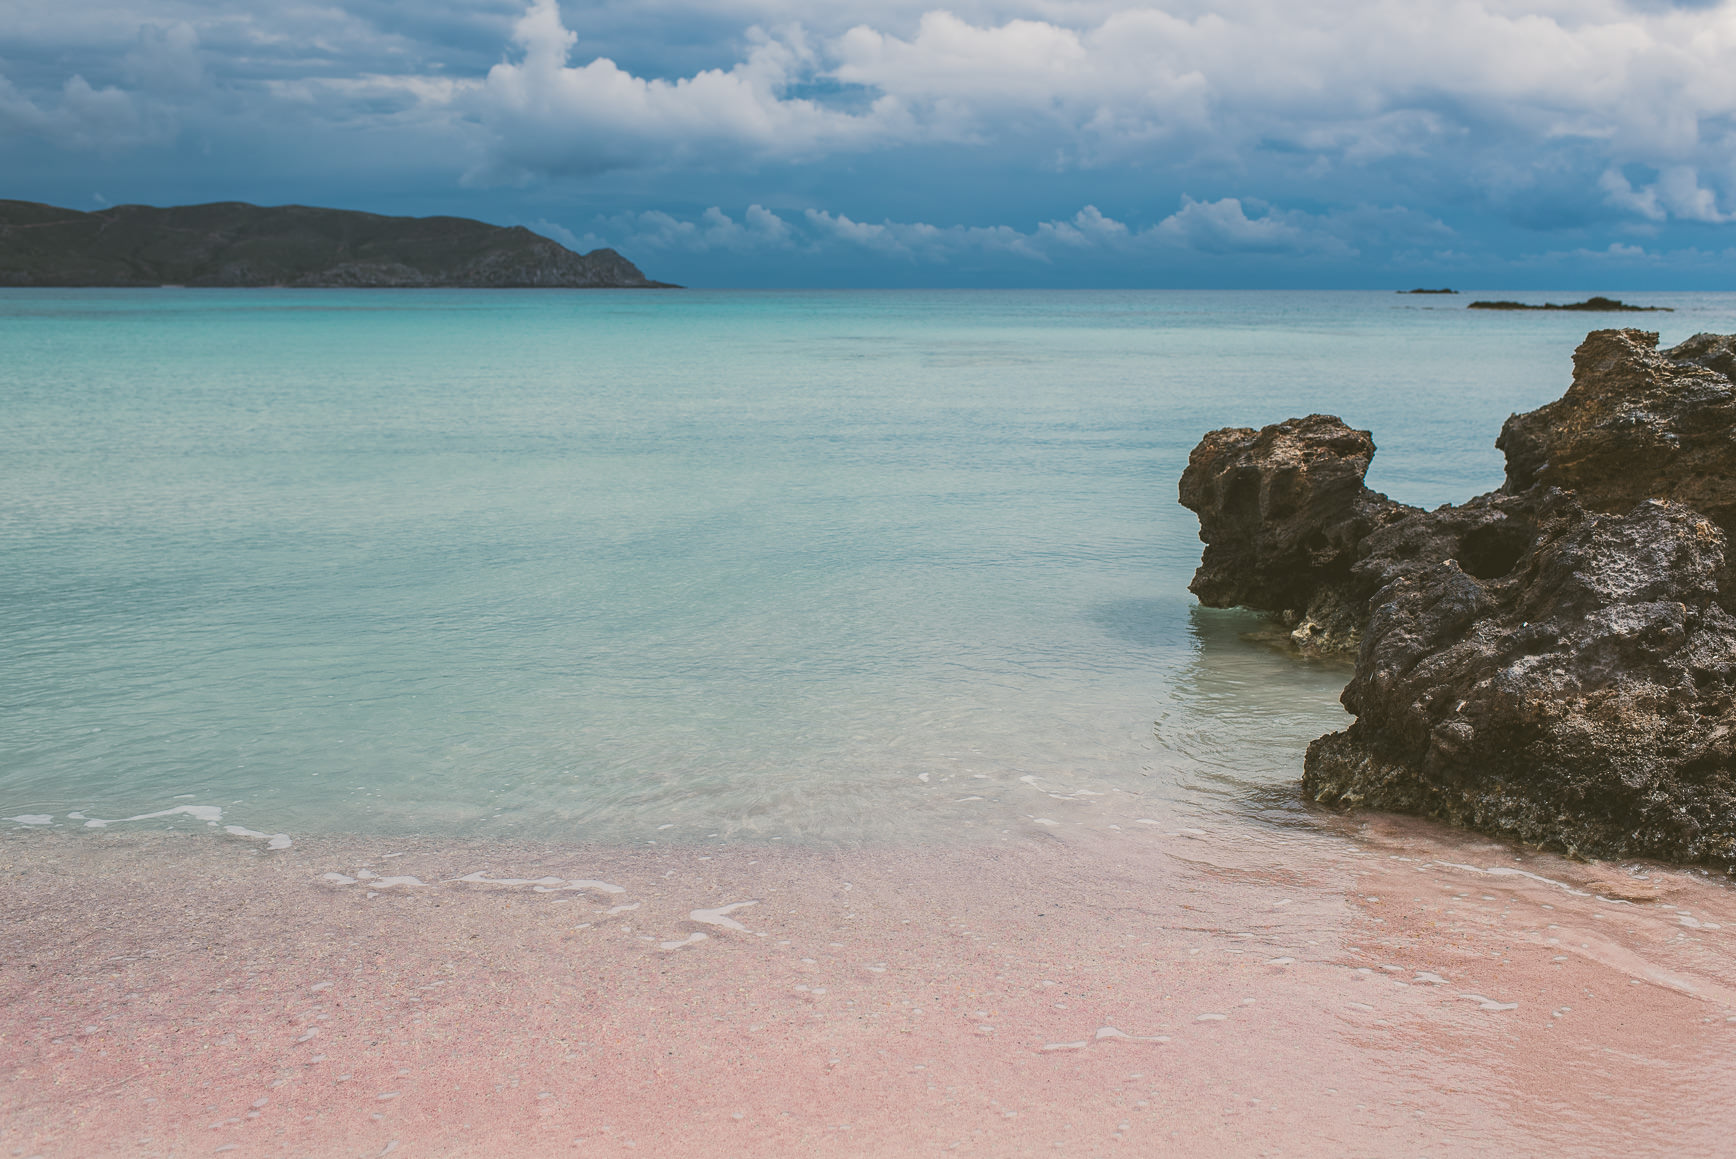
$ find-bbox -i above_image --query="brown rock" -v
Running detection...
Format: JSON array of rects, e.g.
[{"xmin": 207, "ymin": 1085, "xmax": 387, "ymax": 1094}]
[
  {"xmin": 1498, "ymin": 329, "xmax": 1736, "ymax": 537},
  {"xmin": 1177, "ymin": 416, "xmax": 1402, "ymax": 651},
  {"xmin": 1179, "ymin": 328, "xmax": 1736, "ymax": 864}
]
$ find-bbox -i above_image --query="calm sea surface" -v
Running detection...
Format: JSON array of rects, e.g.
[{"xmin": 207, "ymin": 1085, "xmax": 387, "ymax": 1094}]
[{"xmin": 6, "ymin": 289, "xmax": 1735, "ymax": 846}]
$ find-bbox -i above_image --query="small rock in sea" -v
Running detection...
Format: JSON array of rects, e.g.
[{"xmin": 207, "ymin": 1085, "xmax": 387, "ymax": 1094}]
[{"xmin": 1465, "ymin": 296, "xmax": 1671, "ymax": 311}]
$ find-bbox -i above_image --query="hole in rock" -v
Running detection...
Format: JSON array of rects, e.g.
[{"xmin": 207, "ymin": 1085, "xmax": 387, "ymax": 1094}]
[{"xmin": 1458, "ymin": 523, "xmax": 1531, "ymax": 580}]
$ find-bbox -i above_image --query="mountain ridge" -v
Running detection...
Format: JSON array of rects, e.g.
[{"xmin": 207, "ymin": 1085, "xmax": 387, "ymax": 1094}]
[{"xmin": 0, "ymin": 199, "xmax": 674, "ymax": 288}]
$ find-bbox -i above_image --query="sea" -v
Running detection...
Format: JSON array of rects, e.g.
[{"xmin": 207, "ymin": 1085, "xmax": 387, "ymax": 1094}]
[{"xmin": 7, "ymin": 288, "xmax": 1736, "ymax": 850}]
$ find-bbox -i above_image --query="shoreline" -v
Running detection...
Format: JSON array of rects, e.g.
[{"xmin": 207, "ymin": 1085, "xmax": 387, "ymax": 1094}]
[{"xmin": 6, "ymin": 816, "xmax": 1734, "ymax": 1157}]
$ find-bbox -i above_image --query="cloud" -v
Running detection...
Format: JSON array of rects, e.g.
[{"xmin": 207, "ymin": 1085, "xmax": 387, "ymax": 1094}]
[
  {"xmin": 123, "ymin": 22, "xmax": 203, "ymax": 94},
  {"xmin": 4, "ymin": 0, "xmax": 1736, "ymax": 284},
  {"xmin": 1600, "ymin": 165, "xmax": 1730, "ymax": 223},
  {"xmin": 0, "ymin": 20, "xmax": 207, "ymax": 150},
  {"xmin": 0, "ymin": 71, "xmax": 166, "ymax": 149},
  {"xmin": 1149, "ymin": 196, "xmax": 1350, "ymax": 255},
  {"xmin": 433, "ymin": 0, "xmax": 1736, "ymax": 221},
  {"xmin": 1599, "ymin": 169, "xmax": 1668, "ymax": 220},
  {"xmin": 1516, "ymin": 239, "xmax": 1710, "ymax": 265},
  {"xmin": 579, "ymin": 203, "xmax": 796, "ymax": 252},
  {"xmin": 467, "ymin": 0, "xmax": 903, "ymax": 181},
  {"xmin": 556, "ymin": 197, "xmax": 1392, "ymax": 265}
]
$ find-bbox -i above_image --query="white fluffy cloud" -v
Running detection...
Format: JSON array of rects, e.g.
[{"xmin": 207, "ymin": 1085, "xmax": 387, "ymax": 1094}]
[
  {"xmin": 442, "ymin": 0, "xmax": 1736, "ymax": 221},
  {"xmin": 468, "ymin": 0, "xmax": 904, "ymax": 179},
  {"xmin": 553, "ymin": 197, "xmax": 1390, "ymax": 263},
  {"xmin": 1599, "ymin": 165, "xmax": 1732, "ymax": 223}
]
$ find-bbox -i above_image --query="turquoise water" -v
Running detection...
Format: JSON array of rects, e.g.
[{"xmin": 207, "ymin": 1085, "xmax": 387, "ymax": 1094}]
[{"xmin": 6, "ymin": 289, "xmax": 1736, "ymax": 845}]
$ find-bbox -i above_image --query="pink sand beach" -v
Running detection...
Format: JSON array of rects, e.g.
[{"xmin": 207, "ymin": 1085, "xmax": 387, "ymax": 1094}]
[{"xmin": 7, "ymin": 811, "xmax": 1735, "ymax": 1158}]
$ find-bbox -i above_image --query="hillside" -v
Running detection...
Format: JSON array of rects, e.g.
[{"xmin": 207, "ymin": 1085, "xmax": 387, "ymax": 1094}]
[{"xmin": 0, "ymin": 200, "xmax": 673, "ymax": 288}]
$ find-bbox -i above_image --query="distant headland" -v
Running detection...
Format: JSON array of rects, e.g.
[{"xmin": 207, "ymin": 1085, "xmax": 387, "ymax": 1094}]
[
  {"xmin": 0, "ymin": 199, "xmax": 675, "ymax": 289},
  {"xmin": 1467, "ymin": 296, "xmax": 1670, "ymax": 312},
  {"xmin": 1399, "ymin": 287, "xmax": 1457, "ymax": 294}
]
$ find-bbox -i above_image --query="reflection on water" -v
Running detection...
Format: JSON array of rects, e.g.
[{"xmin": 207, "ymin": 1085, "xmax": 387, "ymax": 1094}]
[
  {"xmin": 1087, "ymin": 596, "xmax": 1191, "ymax": 651},
  {"xmin": 1151, "ymin": 606, "xmax": 1350, "ymax": 820}
]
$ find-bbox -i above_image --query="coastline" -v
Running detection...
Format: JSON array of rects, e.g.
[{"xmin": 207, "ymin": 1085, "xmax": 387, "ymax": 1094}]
[{"xmin": 6, "ymin": 817, "xmax": 1735, "ymax": 1157}]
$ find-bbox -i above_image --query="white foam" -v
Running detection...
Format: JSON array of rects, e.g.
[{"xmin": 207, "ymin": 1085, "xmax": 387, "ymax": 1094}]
[
  {"xmin": 347, "ymin": 872, "xmax": 424, "ymax": 889},
  {"xmin": 321, "ymin": 873, "xmax": 357, "ymax": 886},
  {"xmin": 1266, "ymin": 957, "xmax": 1295, "ymax": 966},
  {"xmin": 7, "ymin": 815, "xmax": 52, "ymax": 826},
  {"xmin": 1435, "ymin": 862, "xmax": 1588, "ymax": 896},
  {"xmin": 1460, "ymin": 993, "xmax": 1517, "ymax": 1011},
  {"xmin": 455, "ymin": 873, "xmax": 625, "ymax": 894},
  {"xmin": 82, "ymin": 805, "xmax": 223, "ymax": 829},
  {"xmin": 1030, "ymin": 818, "xmax": 1060, "ymax": 827},
  {"xmin": 222, "ymin": 826, "xmax": 293, "ymax": 850},
  {"xmin": 1040, "ymin": 1041, "xmax": 1089, "ymax": 1052},
  {"xmin": 1095, "ymin": 1027, "xmax": 1167, "ymax": 1042},
  {"xmin": 691, "ymin": 901, "xmax": 759, "ymax": 933},
  {"xmin": 661, "ymin": 933, "xmax": 708, "ymax": 951},
  {"xmin": 1196, "ymin": 1013, "xmax": 1227, "ymax": 1021}
]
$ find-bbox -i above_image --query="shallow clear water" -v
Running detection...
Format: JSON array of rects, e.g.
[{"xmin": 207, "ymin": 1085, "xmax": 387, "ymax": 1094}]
[{"xmin": 6, "ymin": 288, "xmax": 1735, "ymax": 845}]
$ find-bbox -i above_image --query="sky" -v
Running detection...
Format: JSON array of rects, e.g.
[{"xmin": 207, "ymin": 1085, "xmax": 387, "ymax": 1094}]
[{"xmin": 4, "ymin": 0, "xmax": 1736, "ymax": 287}]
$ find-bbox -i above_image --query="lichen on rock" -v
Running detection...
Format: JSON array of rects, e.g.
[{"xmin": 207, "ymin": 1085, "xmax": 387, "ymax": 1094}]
[{"xmin": 1179, "ymin": 328, "xmax": 1736, "ymax": 864}]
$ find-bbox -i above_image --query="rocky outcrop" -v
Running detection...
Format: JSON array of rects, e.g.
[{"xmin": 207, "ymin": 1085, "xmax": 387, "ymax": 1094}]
[
  {"xmin": 0, "ymin": 199, "xmax": 674, "ymax": 288},
  {"xmin": 1177, "ymin": 416, "xmax": 1400, "ymax": 651},
  {"xmin": 1180, "ymin": 328, "xmax": 1736, "ymax": 863},
  {"xmin": 1499, "ymin": 329, "xmax": 1736, "ymax": 544},
  {"xmin": 1305, "ymin": 496, "xmax": 1736, "ymax": 862},
  {"xmin": 1467, "ymin": 297, "xmax": 1670, "ymax": 312},
  {"xmin": 1178, "ymin": 417, "xmax": 1544, "ymax": 652}
]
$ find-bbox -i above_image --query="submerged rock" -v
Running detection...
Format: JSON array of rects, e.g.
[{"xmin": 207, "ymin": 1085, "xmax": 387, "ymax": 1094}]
[{"xmin": 1179, "ymin": 328, "xmax": 1736, "ymax": 863}]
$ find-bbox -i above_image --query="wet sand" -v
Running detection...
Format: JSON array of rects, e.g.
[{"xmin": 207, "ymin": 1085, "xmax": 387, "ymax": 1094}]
[{"xmin": 5, "ymin": 814, "xmax": 1736, "ymax": 1158}]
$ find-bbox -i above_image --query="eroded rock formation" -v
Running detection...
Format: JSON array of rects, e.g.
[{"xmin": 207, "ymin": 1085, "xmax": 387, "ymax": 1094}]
[
  {"xmin": 1180, "ymin": 328, "xmax": 1736, "ymax": 863},
  {"xmin": 1499, "ymin": 329, "xmax": 1736, "ymax": 545}
]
